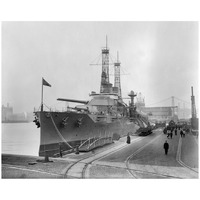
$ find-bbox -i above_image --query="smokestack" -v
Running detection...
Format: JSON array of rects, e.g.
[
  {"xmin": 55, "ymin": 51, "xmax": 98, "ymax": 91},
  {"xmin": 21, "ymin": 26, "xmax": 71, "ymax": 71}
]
[
  {"xmin": 191, "ymin": 86, "xmax": 196, "ymax": 119},
  {"xmin": 191, "ymin": 86, "xmax": 193, "ymax": 96}
]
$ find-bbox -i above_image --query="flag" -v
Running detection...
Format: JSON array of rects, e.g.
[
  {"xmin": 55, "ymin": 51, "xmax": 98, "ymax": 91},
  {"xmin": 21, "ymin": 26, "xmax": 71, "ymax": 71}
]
[{"xmin": 42, "ymin": 78, "xmax": 51, "ymax": 87}]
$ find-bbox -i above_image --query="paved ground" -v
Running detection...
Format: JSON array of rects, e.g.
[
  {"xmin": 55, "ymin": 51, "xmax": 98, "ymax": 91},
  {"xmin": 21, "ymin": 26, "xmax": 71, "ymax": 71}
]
[
  {"xmin": 2, "ymin": 128, "xmax": 198, "ymax": 179},
  {"xmin": 181, "ymin": 132, "xmax": 198, "ymax": 169},
  {"xmin": 2, "ymin": 154, "xmax": 71, "ymax": 178},
  {"xmin": 87, "ymin": 129, "xmax": 198, "ymax": 178}
]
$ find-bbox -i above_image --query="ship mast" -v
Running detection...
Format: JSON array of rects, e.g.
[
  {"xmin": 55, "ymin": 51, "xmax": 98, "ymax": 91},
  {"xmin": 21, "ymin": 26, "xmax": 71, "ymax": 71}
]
[
  {"xmin": 100, "ymin": 36, "xmax": 110, "ymax": 93},
  {"xmin": 114, "ymin": 51, "xmax": 122, "ymax": 99}
]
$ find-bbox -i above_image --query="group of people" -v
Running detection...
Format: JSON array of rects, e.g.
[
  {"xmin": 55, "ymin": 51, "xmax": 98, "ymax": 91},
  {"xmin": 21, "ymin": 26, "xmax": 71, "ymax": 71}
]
[
  {"xmin": 125, "ymin": 127, "xmax": 188, "ymax": 157},
  {"xmin": 164, "ymin": 127, "xmax": 186, "ymax": 155},
  {"xmin": 166, "ymin": 129, "xmax": 173, "ymax": 139},
  {"xmin": 166, "ymin": 127, "xmax": 186, "ymax": 139},
  {"xmin": 180, "ymin": 129, "xmax": 185, "ymax": 137}
]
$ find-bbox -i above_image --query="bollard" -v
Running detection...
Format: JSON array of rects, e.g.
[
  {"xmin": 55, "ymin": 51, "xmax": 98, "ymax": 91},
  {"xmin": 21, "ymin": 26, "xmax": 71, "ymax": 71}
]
[
  {"xmin": 75, "ymin": 146, "xmax": 79, "ymax": 154},
  {"xmin": 59, "ymin": 143, "xmax": 63, "ymax": 158},
  {"xmin": 44, "ymin": 151, "xmax": 49, "ymax": 162}
]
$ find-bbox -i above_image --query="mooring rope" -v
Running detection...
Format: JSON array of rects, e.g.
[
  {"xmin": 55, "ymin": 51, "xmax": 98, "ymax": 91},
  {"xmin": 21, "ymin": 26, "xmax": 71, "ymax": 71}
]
[{"xmin": 49, "ymin": 113, "xmax": 73, "ymax": 149}]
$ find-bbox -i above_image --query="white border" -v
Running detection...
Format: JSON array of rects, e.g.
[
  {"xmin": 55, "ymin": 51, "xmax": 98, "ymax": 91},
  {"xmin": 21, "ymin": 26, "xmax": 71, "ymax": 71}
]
[{"xmin": 1, "ymin": 1, "xmax": 199, "ymax": 200}]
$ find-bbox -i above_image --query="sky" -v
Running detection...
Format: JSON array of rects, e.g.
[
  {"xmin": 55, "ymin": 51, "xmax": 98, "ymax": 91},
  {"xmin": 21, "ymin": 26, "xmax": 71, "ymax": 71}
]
[{"xmin": 1, "ymin": 21, "xmax": 199, "ymax": 113}]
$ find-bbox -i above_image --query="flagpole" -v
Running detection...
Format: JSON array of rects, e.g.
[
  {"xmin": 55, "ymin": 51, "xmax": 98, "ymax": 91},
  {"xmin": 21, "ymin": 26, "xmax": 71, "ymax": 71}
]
[{"xmin": 41, "ymin": 78, "xmax": 43, "ymax": 112}]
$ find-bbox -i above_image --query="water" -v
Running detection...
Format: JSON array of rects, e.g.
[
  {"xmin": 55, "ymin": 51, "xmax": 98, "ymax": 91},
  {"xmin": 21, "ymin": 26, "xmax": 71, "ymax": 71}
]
[{"xmin": 1, "ymin": 123, "xmax": 40, "ymax": 156}]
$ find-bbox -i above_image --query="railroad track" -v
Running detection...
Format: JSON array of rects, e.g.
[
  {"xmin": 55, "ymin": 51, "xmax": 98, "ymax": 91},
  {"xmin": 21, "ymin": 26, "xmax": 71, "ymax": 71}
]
[
  {"xmin": 64, "ymin": 132, "xmax": 198, "ymax": 179},
  {"xmin": 63, "ymin": 137, "xmax": 143, "ymax": 178},
  {"xmin": 93, "ymin": 163, "xmax": 182, "ymax": 179},
  {"xmin": 64, "ymin": 133, "xmax": 175, "ymax": 179},
  {"xmin": 64, "ymin": 134, "xmax": 167, "ymax": 179},
  {"xmin": 125, "ymin": 134, "xmax": 162, "ymax": 178}
]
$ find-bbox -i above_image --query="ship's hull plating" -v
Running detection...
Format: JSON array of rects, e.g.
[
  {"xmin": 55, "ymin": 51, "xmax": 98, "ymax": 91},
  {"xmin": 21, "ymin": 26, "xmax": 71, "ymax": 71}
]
[{"xmin": 36, "ymin": 111, "xmax": 139, "ymax": 157}]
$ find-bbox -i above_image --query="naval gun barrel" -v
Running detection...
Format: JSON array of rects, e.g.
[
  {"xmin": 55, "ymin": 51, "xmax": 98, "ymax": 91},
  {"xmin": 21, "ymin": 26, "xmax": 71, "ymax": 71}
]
[{"xmin": 57, "ymin": 98, "xmax": 88, "ymax": 104}]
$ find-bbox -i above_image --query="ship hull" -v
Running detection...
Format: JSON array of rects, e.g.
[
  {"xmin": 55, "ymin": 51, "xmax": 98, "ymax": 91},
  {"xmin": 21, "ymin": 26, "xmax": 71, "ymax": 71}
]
[{"xmin": 36, "ymin": 111, "xmax": 139, "ymax": 157}]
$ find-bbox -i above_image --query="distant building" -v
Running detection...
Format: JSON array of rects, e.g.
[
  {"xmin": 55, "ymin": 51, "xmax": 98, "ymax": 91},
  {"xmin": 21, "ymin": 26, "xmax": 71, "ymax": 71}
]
[
  {"xmin": 135, "ymin": 92, "xmax": 145, "ymax": 108},
  {"xmin": 178, "ymin": 107, "xmax": 191, "ymax": 119},
  {"xmin": 2, "ymin": 103, "xmax": 13, "ymax": 122},
  {"xmin": 2, "ymin": 103, "xmax": 33, "ymax": 123},
  {"xmin": 136, "ymin": 93, "xmax": 178, "ymax": 123},
  {"xmin": 141, "ymin": 106, "xmax": 178, "ymax": 123}
]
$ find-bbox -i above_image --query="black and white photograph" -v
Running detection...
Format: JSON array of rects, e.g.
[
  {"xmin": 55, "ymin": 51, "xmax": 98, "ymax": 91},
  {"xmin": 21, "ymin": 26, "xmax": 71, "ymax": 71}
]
[
  {"xmin": 2, "ymin": 21, "xmax": 198, "ymax": 179},
  {"xmin": 0, "ymin": 1, "xmax": 199, "ymax": 200}
]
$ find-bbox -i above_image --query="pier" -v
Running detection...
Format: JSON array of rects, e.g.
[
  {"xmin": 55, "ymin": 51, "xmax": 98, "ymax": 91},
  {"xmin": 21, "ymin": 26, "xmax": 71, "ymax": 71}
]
[{"xmin": 2, "ymin": 128, "xmax": 198, "ymax": 179}]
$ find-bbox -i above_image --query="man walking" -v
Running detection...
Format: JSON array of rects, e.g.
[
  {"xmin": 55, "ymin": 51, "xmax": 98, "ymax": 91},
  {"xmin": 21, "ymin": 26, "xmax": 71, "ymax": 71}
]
[
  {"xmin": 180, "ymin": 129, "xmax": 183, "ymax": 137},
  {"xmin": 163, "ymin": 140, "xmax": 169, "ymax": 155},
  {"xmin": 170, "ymin": 129, "xmax": 173, "ymax": 139}
]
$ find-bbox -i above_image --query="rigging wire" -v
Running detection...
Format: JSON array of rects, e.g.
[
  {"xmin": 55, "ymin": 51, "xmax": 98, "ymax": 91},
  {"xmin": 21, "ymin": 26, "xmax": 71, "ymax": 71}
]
[
  {"xmin": 96, "ymin": 54, "xmax": 101, "ymax": 65},
  {"xmin": 109, "ymin": 53, "xmax": 115, "ymax": 64},
  {"xmin": 89, "ymin": 53, "xmax": 102, "ymax": 65}
]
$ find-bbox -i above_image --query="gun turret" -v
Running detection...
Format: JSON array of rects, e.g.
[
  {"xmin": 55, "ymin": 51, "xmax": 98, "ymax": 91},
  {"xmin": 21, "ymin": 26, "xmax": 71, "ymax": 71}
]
[{"xmin": 57, "ymin": 98, "xmax": 88, "ymax": 104}]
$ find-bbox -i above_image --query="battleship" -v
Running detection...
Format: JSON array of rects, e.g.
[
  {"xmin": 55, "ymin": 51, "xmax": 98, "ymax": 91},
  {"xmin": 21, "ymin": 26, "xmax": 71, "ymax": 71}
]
[{"xmin": 34, "ymin": 39, "xmax": 152, "ymax": 157}]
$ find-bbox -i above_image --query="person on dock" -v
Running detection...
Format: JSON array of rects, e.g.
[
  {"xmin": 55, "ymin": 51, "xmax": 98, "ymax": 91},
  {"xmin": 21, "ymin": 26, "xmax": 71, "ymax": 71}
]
[
  {"xmin": 170, "ymin": 129, "xmax": 173, "ymax": 139},
  {"xmin": 167, "ymin": 129, "xmax": 170, "ymax": 138},
  {"xmin": 163, "ymin": 140, "xmax": 169, "ymax": 155},
  {"xmin": 182, "ymin": 130, "xmax": 185, "ymax": 138},
  {"xmin": 180, "ymin": 129, "xmax": 184, "ymax": 138},
  {"xmin": 175, "ymin": 129, "xmax": 177, "ymax": 136},
  {"xmin": 127, "ymin": 133, "xmax": 131, "ymax": 144}
]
